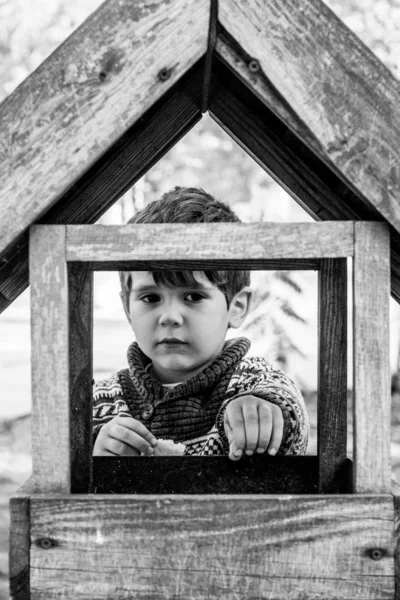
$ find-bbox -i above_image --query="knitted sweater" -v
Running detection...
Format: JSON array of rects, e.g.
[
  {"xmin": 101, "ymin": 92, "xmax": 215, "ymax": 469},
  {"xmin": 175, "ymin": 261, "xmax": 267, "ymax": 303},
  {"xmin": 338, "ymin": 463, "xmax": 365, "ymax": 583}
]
[{"xmin": 93, "ymin": 337, "xmax": 309, "ymax": 456}]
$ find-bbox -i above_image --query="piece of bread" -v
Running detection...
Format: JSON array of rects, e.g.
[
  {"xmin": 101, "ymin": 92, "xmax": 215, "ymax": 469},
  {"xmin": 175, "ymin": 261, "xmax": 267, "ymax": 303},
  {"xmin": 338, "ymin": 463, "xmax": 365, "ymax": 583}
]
[{"xmin": 152, "ymin": 438, "xmax": 185, "ymax": 456}]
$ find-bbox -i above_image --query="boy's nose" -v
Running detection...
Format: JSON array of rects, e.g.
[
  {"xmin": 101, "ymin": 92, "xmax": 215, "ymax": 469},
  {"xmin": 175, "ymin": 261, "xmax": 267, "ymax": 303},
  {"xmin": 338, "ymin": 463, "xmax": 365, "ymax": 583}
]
[{"xmin": 158, "ymin": 301, "xmax": 184, "ymax": 327}]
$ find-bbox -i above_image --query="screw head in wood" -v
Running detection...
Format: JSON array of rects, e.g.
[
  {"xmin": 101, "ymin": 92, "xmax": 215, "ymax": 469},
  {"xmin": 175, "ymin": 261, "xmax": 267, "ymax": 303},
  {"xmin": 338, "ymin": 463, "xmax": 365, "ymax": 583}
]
[
  {"xmin": 158, "ymin": 68, "xmax": 171, "ymax": 81},
  {"xmin": 248, "ymin": 59, "xmax": 261, "ymax": 73},
  {"xmin": 370, "ymin": 548, "xmax": 383, "ymax": 560},
  {"xmin": 40, "ymin": 538, "xmax": 52, "ymax": 549}
]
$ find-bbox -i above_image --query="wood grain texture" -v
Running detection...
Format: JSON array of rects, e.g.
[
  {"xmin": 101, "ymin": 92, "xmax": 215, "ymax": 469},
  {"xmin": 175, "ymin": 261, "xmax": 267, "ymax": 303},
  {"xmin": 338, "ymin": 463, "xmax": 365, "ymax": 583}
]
[
  {"xmin": 9, "ymin": 478, "xmax": 33, "ymax": 600},
  {"xmin": 318, "ymin": 259, "xmax": 348, "ymax": 493},
  {"xmin": 92, "ymin": 456, "xmax": 351, "ymax": 495},
  {"xmin": 66, "ymin": 222, "xmax": 354, "ymax": 262},
  {"xmin": 68, "ymin": 263, "xmax": 93, "ymax": 494},
  {"xmin": 353, "ymin": 222, "xmax": 391, "ymax": 493},
  {"xmin": 30, "ymin": 226, "xmax": 70, "ymax": 494},
  {"xmin": 209, "ymin": 55, "xmax": 371, "ymax": 225},
  {"xmin": 395, "ymin": 495, "xmax": 400, "ymax": 600},
  {"xmin": 218, "ymin": 0, "xmax": 400, "ymax": 232},
  {"xmin": 89, "ymin": 258, "xmax": 320, "ymax": 271},
  {"xmin": 0, "ymin": 60, "xmax": 203, "ymax": 313},
  {"xmin": 210, "ymin": 54, "xmax": 400, "ymax": 304},
  {"xmin": 0, "ymin": 0, "xmax": 209, "ymax": 258},
  {"xmin": 29, "ymin": 495, "xmax": 395, "ymax": 599}
]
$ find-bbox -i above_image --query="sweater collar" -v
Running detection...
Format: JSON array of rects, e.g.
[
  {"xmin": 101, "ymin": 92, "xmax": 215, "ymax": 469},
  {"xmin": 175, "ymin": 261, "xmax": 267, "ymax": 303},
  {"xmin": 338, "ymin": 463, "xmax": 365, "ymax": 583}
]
[{"xmin": 126, "ymin": 337, "xmax": 250, "ymax": 401}]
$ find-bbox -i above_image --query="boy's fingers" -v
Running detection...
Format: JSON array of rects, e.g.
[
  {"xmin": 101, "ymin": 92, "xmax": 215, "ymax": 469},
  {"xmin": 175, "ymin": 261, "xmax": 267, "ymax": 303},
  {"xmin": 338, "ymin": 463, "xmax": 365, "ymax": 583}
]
[
  {"xmin": 256, "ymin": 403, "xmax": 273, "ymax": 454},
  {"xmin": 242, "ymin": 404, "xmax": 260, "ymax": 455},
  {"xmin": 224, "ymin": 417, "xmax": 233, "ymax": 446},
  {"xmin": 268, "ymin": 406, "xmax": 284, "ymax": 455},
  {"xmin": 116, "ymin": 416, "xmax": 158, "ymax": 447},
  {"xmin": 225, "ymin": 406, "xmax": 246, "ymax": 460},
  {"xmin": 105, "ymin": 437, "xmax": 141, "ymax": 456},
  {"xmin": 110, "ymin": 423, "xmax": 155, "ymax": 455}
]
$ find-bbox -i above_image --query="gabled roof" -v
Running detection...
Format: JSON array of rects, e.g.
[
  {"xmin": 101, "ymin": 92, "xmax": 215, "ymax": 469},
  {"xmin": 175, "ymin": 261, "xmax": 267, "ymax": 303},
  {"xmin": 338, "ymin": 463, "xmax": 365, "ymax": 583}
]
[{"xmin": 1, "ymin": 0, "xmax": 400, "ymax": 312}]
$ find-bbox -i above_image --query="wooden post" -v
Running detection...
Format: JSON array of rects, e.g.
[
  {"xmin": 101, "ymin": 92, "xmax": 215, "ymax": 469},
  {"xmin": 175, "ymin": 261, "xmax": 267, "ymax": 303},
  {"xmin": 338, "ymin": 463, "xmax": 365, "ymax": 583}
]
[
  {"xmin": 353, "ymin": 222, "xmax": 391, "ymax": 493},
  {"xmin": 318, "ymin": 258, "xmax": 348, "ymax": 493},
  {"xmin": 68, "ymin": 263, "xmax": 93, "ymax": 493},
  {"xmin": 30, "ymin": 225, "xmax": 70, "ymax": 494},
  {"xmin": 9, "ymin": 478, "xmax": 33, "ymax": 599}
]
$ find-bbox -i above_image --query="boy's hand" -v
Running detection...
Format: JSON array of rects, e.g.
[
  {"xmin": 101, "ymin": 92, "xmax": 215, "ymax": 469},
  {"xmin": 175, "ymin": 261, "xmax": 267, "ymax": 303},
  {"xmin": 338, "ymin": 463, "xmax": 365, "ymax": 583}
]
[
  {"xmin": 224, "ymin": 395, "xmax": 284, "ymax": 461},
  {"xmin": 93, "ymin": 416, "xmax": 158, "ymax": 457}
]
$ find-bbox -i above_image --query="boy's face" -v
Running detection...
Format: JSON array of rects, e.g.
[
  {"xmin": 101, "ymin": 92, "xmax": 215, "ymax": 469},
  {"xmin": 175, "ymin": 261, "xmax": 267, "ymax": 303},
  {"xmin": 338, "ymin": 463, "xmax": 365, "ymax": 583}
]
[{"xmin": 123, "ymin": 271, "xmax": 251, "ymax": 384}]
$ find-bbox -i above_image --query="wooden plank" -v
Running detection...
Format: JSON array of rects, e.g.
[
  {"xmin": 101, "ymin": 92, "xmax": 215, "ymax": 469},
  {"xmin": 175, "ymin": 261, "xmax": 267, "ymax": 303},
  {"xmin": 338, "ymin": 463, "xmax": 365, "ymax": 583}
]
[
  {"xmin": 209, "ymin": 49, "xmax": 370, "ymax": 224},
  {"xmin": 68, "ymin": 263, "xmax": 93, "ymax": 493},
  {"xmin": 395, "ymin": 495, "xmax": 400, "ymax": 600},
  {"xmin": 218, "ymin": 0, "xmax": 400, "ymax": 233},
  {"xmin": 89, "ymin": 259, "xmax": 320, "ymax": 271},
  {"xmin": 30, "ymin": 225, "xmax": 70, "ymax": 494},
  {"xmin": 29, "ymin": 495, "xmax": 395, "ymax": 599},
  {"xmin": 353, "ymin": 222, "xmax": 391, "ymax": 493},
  {"xmin": 208, "ymin": 55, "xmax": 400, "ymax": 304},
  {"xmin": 9, "ymin": 478, "xmax": 33, "ymax": 600},
  {"xmin": 66, "ymin": 222, "xmax": 354, "ymax": 262},
  {"xmin": 0, "ymin": 60, "xmax": 203, "ymax": 313},
  {"xmin": 93, "ymin": 456, "xmax": 351, "ymax": 494},
  {"xmin": 0, "ymin": 0, "xmax": 209, "ymax": 259},
  {"xmin": 318, "ymin": 259, "xmax": 348, "ymax": 493}
]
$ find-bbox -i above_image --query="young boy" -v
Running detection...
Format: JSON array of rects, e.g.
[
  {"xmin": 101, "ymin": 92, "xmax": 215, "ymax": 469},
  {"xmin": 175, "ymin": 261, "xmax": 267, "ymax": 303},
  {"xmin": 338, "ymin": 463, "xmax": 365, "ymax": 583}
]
[{"xmin": 93, "ymin": 187, "xmax": 309, "ymax": 460}]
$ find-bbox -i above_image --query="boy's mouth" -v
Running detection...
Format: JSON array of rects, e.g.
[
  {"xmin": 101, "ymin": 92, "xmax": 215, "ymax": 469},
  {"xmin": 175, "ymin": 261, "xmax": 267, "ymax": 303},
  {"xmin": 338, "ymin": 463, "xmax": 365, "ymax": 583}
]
[{"xmin": 158, "ymin": 338, "xmax": 187, "ymax": 345}]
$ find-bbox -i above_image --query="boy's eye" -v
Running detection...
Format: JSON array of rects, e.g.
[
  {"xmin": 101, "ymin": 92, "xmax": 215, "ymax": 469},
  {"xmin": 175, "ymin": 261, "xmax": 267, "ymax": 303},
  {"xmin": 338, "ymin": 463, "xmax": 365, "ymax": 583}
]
[
  {"xmin": 185, "ymin": 292, "xmax": 206, "ymax": 302},
  {"xmin": 141, "ymin": 293, "xmax": 161, "ymax": 304}
]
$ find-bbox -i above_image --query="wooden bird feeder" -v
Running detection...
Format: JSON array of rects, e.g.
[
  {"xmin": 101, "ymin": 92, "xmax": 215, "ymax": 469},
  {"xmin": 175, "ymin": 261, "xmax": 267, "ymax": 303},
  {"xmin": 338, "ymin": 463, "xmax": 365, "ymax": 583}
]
[{"xmin": 2, "ymin": 0, "xmax": 400, "ymax": 598}]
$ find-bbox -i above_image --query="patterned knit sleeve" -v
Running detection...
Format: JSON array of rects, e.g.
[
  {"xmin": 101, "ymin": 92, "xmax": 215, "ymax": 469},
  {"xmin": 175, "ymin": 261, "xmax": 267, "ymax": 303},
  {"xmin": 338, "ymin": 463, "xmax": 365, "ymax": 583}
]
[
  {"xmin": 216, "ymin": 357, "xmax": 309, "ymax": 455},
  {"xmin": 93, "ymin": 373, "xmax": 131, "ymax": 444}
]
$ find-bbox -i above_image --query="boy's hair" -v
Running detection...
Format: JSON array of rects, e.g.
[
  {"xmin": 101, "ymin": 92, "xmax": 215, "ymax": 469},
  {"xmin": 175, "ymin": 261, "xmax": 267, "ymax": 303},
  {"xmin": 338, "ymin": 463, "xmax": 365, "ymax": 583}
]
[{"xmin": 119, "ymin": 186, "xmax": 250, "ymax": 308}]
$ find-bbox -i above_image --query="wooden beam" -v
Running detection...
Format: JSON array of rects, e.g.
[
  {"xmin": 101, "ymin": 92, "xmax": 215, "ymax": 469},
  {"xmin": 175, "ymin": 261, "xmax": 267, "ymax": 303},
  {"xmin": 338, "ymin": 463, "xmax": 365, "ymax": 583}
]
[
  {"xmin": 0, "ymin": 0, "xmax": 209, "ymax": 259},
  {"xmin": 395, "ymin": 495, "xmax": 400, "ymax": 600},
  {"xmin": 92, "ymin": 455, "xmax": 351, "ymax": 494},
  {"xmin": 318, "ymin": 259, "xmax": 348, "ymax": 493},
  {"xmin": 9, "ymin": 478, "xmax": 33, "ymax": 600},
  {"xmin": 30, "ymin": 226, "xmax": 70, "ymax": 494},
  {"xmin": 209, "ymin": 55, "xmax": 400, "ymax": 304},
  {"xmin": 218, "ymin": 0, "xmax": 400, "ymax": 232},
  {"xmin": 29, "ymin": 495, "xmax": 394, "ymax": 599},
  {"xmin": 209, "ymin": 55, "xmax": 372, "ymax": 224},
  {"xmin": 65, "ymin": 222, "xmax": 354, "ymax": 262},
  {"xmin": 353, "ymin": 222, "xmax": 391, "ymax": 493},
  {"xmin": 0, "ymin": 59, "xmax": 203, "ymax": 313},
  {"xmin": 68, "ymin": 263, "xmax": 93, "ymax": 494}
]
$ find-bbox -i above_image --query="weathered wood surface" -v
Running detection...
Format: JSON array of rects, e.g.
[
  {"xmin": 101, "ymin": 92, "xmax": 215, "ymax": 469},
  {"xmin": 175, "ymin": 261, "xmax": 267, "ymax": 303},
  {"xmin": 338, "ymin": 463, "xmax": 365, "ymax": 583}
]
[
  {"xmin": 218, "ymin": 0, "xmax": 400, "ymax": 232},
  {"xmin": 30, "ymin": 226, "xmax": 70, "ymax": 494},
  {"xmin": 68, "ymin": 263, "xmax": 93, "ymax": 493},
  {"xmin": 209, "ymin": 56, "xmax": 371, "ymax": 224},
  {"xmin": 353, "ymin": 223, "xmax": 391, "ymax": 493},
  {"xmin": 318, "ymin": 259, "xmax": 348, "ymax": 493},
  {"xmin": 0, "ymin": 0, "xmax": 209, "ymax": 259},
  {"xmin": 66, "ymin": 222, "xmax": 354, "ymax": 262},
  {"xmin": 29, "ymin": 495, "xmax": 395, "ymax": 599},
  {"xmin": 0, "ymin": 60, "xmax": 203, "ymax": 313},
  {"xmin": 9, "ymin": 478, "xmax": 33, "ymax": 600},
  {"xmin": 210, "ymin": 53, "xmax": 400, "ymax": 304},
  {"xmin": 394, "ymin": 496, "xmax": 400, "ymax": 600},
  {"xmin": 93, "ymin": 456, "xmax": 351, "ymax": 494}
]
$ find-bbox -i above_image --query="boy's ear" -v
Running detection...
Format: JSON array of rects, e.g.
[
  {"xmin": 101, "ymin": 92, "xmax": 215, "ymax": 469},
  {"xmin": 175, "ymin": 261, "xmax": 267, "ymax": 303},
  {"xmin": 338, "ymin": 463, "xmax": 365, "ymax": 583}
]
[{"xmin": 228, "ymin": 286, "xmax": 253, "ymax": 329}]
